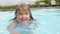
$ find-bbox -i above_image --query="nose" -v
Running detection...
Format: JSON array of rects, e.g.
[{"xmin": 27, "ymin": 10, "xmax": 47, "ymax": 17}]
[{"xmin": 22, "ymin": 15, "xmax": 26, "ymax": 18}]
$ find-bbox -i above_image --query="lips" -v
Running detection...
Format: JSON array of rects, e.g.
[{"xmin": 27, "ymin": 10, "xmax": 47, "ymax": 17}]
[{"xmin": 21, "ymin": 18, "xmax": 28, "ymax": 22}]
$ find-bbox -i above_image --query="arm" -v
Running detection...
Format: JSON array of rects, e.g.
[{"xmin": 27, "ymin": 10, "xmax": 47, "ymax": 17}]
[{"xmin": 7, "ymin": 22, "xmax": 16, "ymax": 31}]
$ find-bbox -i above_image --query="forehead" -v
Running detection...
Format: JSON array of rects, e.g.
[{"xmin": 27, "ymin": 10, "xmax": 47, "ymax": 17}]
[
  {"xmin": 17, "ymin": 11, "xmax": 29, "ymax": 13},
  {"xmin": 17, "ymin": 6, "xmax": 29, "ymax": 13}
]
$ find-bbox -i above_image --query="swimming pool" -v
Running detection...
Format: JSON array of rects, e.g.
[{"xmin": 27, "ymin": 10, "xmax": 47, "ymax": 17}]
[{"xmin": 0, "ymin": 8, "xmax": 60, "ymax": 34}]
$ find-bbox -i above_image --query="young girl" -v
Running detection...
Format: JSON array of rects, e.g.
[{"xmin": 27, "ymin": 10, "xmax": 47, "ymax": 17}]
[{"xmin": 7, "ymin": 4, "xmax": 37, "ymax": 34}]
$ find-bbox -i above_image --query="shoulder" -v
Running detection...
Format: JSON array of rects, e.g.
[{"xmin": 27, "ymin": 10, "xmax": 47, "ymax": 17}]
[
  {"xmin": 30, "ymin": 19, "xmax": 39, "ymax": 27},
  {"xmin": 29, "ymin": 19, "xmax": 37, "ymax": 26},
  {"xmin": 31, "ymin": 19, "xmax": 37, "ymax": 24},
  {"xmin": 29, "ymin": 19, "xmax": 37, "ymax": 22},
  {"xmin": 9, "ymin": 20, "xmax": 17, "ymax": 25},
  {"xmin": 28, "ymin": 19, "xmax": 38, "ymax": 30}
]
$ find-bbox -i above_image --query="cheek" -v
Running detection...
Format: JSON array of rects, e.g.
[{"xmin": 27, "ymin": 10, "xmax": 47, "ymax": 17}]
[
  {"xmin": 26, "ymin": 15, "xmax": 30, "ymax": 18},
  {"xmin": 17, "ymin": 15, "xmax": 22, "ymax": 18}
]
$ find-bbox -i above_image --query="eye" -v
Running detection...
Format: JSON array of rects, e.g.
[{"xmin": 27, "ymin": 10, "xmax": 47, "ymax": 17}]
[
  {"xmin": 25, "ymin": 13, "xmax": 28, "ymax": 15},
  {"xmin": 19, "ymin": 13, "xmax": 23, "ymax": 15}
]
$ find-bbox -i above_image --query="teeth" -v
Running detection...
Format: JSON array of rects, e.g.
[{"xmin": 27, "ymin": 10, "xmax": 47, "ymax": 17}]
[
  {"xmin": 21, "ymin": 19, "xmax": 27, "ymax": 20},
  {"xmin": 22, "ymin": 18, "xmax": 27, "ymax": 20}
]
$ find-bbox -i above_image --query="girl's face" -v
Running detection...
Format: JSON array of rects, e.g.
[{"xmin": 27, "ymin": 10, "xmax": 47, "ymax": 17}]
[{"xmin": 16, "ymin": 7, "xmax": 30, "ymax": 23}]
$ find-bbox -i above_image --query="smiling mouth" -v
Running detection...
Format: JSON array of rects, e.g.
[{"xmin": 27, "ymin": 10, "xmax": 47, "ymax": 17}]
[{"xmin": 21, "ymin": 18, "xmax": 28, "ymax": 22}]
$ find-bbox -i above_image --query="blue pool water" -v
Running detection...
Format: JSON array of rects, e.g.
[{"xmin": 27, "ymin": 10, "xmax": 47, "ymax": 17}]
[{"xmin": 0, "ymin": 8, "xmax": 60, "ymax": 34}]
